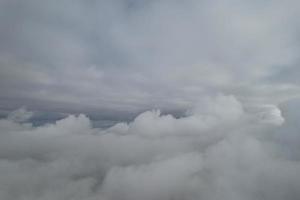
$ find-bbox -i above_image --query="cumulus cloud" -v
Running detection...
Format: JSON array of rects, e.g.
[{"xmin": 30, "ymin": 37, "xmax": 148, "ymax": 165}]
[
  {"xmin": 0, "ymin": 95, "xmax": 300, "ymax": 200},
  {"xmin": 1, "ymin": 1, "xmax": 300, "ymax": 199}
]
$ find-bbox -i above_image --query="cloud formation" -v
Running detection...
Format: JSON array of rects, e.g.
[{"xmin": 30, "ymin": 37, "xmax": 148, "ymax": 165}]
[
  {"xmin": 1, "ymin": 1, "xmax": 300, "ymax": 199},
  {"xmin": 0, "ymin": 0, "xmax": 300, "ymax": 115},
  {"xmin": 0, "ymin": 95, "xmax": 299, "ymax": 200}
]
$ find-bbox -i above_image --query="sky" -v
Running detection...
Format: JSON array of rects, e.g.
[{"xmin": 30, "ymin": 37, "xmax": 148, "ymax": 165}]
[
  {"xmin": 1, "ymin": 0, "xmax": 300, "ymax": 118},
  {"xmin": 1, "ymin": 0, "xmax": 300, "ymax": 200}
]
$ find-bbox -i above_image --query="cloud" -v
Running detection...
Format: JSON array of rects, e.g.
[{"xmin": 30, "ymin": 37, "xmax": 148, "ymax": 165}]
[
  {"xmin": 7, "ymin": 106, "xmax": 33, "ymax": 123},
  {"xmin": 1, "ymin": 1, "xmax": 300, "ymax": 199},
  {"xmin": 0, "ymin": 95, "xmax": 300, "ymax": 200},
  {"xmin": 0, "ymin": 0, "xmax": 300, "ymax": 114}
]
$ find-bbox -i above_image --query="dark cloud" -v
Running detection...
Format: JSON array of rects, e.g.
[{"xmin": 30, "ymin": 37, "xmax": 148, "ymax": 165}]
[{"xmin": 1, "ymin": 0, "xmax": 300, "ymax": 115}]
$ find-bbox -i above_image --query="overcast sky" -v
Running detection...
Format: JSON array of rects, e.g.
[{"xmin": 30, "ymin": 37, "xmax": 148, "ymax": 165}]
[
  {"xmin": 1, "ymin": 0, "xmax": 300, "ymax": 118},
  {"xmin": 1, "ymin": 1, "xmax": 300, "ymax": 200}
]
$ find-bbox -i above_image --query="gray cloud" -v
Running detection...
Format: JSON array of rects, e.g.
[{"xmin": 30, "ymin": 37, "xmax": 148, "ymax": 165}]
[
  {"xmin": 1, "ymin": 1, "xmax": 300, "ymax": 199},
  {"xmin": 1, "ymin": 0, "xmax": 300, "ymax": 115},
  {"xmin": 0, "ymin": 95, "xmax": 300, "ymax": 200}
]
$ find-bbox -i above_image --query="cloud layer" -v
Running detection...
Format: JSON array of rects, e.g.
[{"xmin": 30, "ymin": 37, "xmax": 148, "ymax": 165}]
[
  {"xmin": 0, "ymin": 95, "xmax": 299, "ymax": 200},
  {"xmin": 1, "ymin": 0, "xmax": 300, "ymax": 115},
  {"xmin": 1, "ymin": 1, "xmax": 300, "ymax": 199}
]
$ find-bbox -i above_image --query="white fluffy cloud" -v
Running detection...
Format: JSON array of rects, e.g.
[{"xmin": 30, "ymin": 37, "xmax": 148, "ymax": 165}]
[{"xmin": 0, "ymin": 95, "xmax": 299, "ymax": 200}]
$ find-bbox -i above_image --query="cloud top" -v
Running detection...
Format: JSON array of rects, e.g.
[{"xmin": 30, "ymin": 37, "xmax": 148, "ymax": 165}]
[{"xmin": 1, "ymin": 95, "xmax": 299, "ymax": 200}]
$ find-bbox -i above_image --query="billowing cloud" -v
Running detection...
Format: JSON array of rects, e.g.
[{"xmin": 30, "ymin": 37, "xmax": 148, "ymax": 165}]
[
  {"xmin": 1, "ymin": 1, "xmax": 300, "ymax": 199},
  {"xmin": 0, "ymin": 95, "xmax": 300, "ymax": 200}
]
